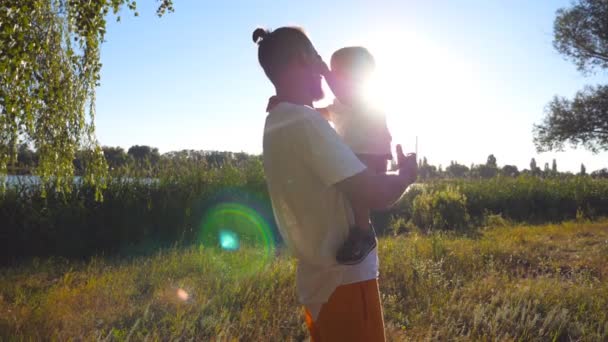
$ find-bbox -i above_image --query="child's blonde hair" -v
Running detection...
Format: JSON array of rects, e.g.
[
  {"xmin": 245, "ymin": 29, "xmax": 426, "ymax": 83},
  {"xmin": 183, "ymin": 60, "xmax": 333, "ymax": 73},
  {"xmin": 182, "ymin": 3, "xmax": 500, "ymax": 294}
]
[{"xmin": 330, "ymin": 47, "xmax": 375, "ymax": 80}]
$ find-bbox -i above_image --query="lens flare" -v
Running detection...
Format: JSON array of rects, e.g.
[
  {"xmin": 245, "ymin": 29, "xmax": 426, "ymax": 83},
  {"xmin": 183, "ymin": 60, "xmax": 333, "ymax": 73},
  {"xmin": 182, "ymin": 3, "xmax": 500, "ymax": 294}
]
[
  {"xmin": 176, "ymin": 288, "xmax": 189, "ymax": 301},
  {"xmin": 219, "ymin": 229, "xmax": 239, "ymax": 251},
  {"xmin": 198, "ymin": 202, "xmax": 275, "ymax": 278}
]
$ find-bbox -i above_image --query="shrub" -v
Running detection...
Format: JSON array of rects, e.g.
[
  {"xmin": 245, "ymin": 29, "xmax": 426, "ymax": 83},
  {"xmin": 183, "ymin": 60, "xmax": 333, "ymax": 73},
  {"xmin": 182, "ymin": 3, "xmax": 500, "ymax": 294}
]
[
  {"xmin": 482, "ymin": 212, "xmax": 510, "ymax": 228},
  {"xmin": 412, "ymin": 187, "xmax": 470, "ymax": 231},
  {"xmin": 388, "ymin": 216, "xmax": 418, "ymax": 236},
  {"xmin": 0, "ymin": 158, "xmax": 278, "ymax": 263},
  {"xmin": 398, "ymin": 176, "xmax": 608, "ymax": 227}
]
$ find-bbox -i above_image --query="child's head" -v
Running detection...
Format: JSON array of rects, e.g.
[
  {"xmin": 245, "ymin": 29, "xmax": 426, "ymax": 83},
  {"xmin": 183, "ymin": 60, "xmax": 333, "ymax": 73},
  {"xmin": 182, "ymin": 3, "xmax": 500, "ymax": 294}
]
[{"xmin": 329, "ymin": 47, "xmax": 375, "ymax": 104}]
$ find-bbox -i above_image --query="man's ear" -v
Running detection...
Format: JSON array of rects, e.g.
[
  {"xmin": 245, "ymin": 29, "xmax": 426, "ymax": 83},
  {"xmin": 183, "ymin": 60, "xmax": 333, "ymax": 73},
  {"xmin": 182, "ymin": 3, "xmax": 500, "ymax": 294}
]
[
  {"xmin": 294, "ymin": 52, "xmax": 310, "ymax": 67},
  {"xmin": 296, "ymin": 49, "xmax": 317, "ymax": 67}
]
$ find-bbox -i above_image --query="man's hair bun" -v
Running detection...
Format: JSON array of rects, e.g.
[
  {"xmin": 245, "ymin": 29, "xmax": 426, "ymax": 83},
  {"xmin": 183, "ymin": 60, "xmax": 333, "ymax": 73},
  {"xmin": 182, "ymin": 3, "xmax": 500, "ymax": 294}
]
[{"xmin": 252, "ymin": 28, "xmax": 269, "ymax": 44}]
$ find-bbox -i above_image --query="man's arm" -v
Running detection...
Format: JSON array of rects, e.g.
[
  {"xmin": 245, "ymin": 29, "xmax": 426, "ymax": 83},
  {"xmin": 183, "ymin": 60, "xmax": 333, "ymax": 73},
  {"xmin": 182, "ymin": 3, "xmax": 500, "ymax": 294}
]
[
  {"xmin": 336, "ymin": 145, "xmax": 416, "ymax": 210},
  {"xmin": 297, "ymin": 111, "xmax": 415, "ymax": 207}
]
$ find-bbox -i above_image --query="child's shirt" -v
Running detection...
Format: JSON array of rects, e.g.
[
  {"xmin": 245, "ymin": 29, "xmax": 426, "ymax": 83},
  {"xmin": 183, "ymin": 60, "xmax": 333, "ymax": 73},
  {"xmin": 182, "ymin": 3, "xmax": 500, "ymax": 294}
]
[{"xmin": 326, "ymin": 99, "xmax": 392, "ymax": 158}]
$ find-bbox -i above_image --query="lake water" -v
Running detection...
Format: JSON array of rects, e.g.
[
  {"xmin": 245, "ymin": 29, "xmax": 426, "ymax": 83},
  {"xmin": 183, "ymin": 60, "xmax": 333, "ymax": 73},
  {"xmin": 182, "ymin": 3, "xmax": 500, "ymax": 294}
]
[
  {"xmin": 5, "ymin": 175, "xmax": 44, "ymax": 187},
  {"xmin": 4, "ymin": 175, "xmax": 158, "ymax": 188}
]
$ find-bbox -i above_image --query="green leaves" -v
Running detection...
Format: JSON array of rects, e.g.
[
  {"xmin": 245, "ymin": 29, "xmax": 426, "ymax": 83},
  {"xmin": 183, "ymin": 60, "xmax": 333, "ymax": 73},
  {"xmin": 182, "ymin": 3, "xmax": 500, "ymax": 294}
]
[
  {"xmin": 156, "ymin": 0, "xmax": 174, "ymax": 17},
  {"xmin": 1, "ymin": 0, "xmax": 173, "ymax": 197},
  {"xmin": 534, "ymin": 85, "xmax": 608, "ymax": 153},
  {"xmin": 536, "ymin": 0, "xmax": 608, "ymax": 153},
  {"xmin": 553, "ymin": 0, "xmax": 608, "ymax": 74}
]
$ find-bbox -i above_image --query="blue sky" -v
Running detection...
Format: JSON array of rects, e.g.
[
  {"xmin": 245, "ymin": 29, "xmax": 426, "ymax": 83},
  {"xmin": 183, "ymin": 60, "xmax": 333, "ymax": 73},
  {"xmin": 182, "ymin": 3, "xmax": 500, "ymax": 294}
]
[{"xmin": 96, "ymin": 0, "xmax": 607, "ymax": 172}]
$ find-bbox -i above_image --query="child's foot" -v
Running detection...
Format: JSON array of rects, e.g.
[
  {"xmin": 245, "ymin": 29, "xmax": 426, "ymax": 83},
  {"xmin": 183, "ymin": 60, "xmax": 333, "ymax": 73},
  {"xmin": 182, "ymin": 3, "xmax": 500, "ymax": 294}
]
[{"xmin": 336, "ymin": 226, "xmax": 377, "ymax": 265}]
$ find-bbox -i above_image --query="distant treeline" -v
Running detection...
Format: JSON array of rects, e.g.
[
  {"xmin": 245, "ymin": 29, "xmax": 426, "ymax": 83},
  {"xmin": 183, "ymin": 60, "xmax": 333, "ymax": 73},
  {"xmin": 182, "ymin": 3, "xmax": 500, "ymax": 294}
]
[
  {"xmin": 416, "ymin": 155, "xmax": 608, "ymax": 180},
  {"xmin": 7, "ymin": 144, "xmax": 258, "ymax": 177},
  {"xmin": 9, "ymin": 145, "xmax": 608, "ymax": 179}
]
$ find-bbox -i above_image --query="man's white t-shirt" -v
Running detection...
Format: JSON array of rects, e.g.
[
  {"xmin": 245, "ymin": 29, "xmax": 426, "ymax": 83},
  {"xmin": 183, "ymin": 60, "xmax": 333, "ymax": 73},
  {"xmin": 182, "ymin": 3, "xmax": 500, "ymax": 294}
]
[{"xmin": 263, "ymin": 102, "xmax": 379, "ymax": 320}]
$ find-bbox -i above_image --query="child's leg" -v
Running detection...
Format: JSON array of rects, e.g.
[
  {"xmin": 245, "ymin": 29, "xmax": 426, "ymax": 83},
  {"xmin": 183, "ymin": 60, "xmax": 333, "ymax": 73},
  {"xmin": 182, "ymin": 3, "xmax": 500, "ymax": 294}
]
[
  {"xmin": 351, "ymin": 198, "xmax": 371, "ymax": 230},
  {"xmin": 357, "ymin": 154, "xmax": 389, "ymax": 174},
  {"xmin": 336, "ymin": 154, "xmax": 389, "ymax": 264},
  {"xmin": 352, "ymin": 154, "xmax": 389, "ymax": 231}
]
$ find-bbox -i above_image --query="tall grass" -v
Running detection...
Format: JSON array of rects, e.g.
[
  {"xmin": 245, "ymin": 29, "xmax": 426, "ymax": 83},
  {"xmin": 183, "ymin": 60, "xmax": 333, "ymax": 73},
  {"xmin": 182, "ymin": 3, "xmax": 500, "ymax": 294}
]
[
  {"xmin": 387, "ymin": 176, "xmax": 608, "ymax": 234},
  {"xmin": 3, "ymin": 161, "xmax": 608, "ymax": 262},
  {"xmin": 1, "ymin": 220, "xmax": 606, "ymax": 340},
  {"xmin": 1, "ymin": 158, "xmax": 277, "ymax": 262}
]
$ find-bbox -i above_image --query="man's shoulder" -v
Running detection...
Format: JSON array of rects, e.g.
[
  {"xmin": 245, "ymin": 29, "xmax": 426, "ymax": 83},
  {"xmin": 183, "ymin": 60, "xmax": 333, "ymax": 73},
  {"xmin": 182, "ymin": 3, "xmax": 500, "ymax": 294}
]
[
  {"xmin": 269, "ymin": 102, "xmax": 318, "ymax": 116},
  {"xmin": 267, "ymin": 102, "xmax": 326, "ymax": 129}
]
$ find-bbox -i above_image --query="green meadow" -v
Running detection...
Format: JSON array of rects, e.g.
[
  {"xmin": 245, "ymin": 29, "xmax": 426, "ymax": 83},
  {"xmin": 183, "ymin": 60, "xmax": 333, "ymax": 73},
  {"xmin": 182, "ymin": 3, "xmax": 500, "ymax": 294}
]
[
  {"xmin": 1, "ymin": 220, "xmax": 607, "ymax": 341},
  {"xmin": 3, "ymin": 1, "xmax": 608, "ymax": 339}
]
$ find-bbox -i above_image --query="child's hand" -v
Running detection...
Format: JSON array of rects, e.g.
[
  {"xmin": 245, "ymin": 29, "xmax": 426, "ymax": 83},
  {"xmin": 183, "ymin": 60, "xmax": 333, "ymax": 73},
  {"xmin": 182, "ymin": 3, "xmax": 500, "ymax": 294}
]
[{"xmin": 396, "ymin": 144, "xmax": 417, "ymax": 183}]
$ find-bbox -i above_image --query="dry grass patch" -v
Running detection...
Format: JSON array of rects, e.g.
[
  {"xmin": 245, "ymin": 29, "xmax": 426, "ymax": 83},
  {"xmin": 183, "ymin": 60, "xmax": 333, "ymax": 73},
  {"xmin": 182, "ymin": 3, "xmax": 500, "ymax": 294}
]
[{"xmin": 1, "ymin": 220, "xmax": 607, "ymax": 340}]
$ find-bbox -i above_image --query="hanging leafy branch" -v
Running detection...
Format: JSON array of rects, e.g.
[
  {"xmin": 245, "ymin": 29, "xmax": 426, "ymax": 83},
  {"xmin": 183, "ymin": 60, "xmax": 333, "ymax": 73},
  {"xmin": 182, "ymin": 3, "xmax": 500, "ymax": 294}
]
[{"xmin": 0, "ymin": 0, "xmax": 173, "ymax": 198}]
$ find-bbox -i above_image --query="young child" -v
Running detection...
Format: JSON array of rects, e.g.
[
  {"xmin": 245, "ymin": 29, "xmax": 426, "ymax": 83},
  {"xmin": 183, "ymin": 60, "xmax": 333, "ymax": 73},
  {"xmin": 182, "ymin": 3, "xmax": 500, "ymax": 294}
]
[{"xmin": 320, "ymin": 47, "xmax": 393, "ymax": 265}]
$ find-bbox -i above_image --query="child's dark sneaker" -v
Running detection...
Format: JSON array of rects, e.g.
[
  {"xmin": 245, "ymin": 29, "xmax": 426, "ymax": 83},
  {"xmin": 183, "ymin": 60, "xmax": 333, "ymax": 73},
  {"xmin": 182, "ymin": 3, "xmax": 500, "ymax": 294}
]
[{"xmin": 336, "ymin": 226, "xmax": 377, "ymax": 265}]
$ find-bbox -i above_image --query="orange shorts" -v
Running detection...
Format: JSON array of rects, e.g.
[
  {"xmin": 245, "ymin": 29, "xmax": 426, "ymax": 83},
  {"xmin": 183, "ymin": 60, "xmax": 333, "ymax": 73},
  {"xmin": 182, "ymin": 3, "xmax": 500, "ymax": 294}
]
[{"xmin": 304, "ymin": 278, "xmax": 386, "ymax": 342}]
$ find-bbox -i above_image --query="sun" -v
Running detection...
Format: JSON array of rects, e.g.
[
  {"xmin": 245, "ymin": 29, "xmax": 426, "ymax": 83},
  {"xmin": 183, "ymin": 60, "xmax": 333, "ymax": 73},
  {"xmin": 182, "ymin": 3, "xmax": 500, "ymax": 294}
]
[{"xmin": 358, "ymin": 30, "xmax": 484, "ymax": 153}]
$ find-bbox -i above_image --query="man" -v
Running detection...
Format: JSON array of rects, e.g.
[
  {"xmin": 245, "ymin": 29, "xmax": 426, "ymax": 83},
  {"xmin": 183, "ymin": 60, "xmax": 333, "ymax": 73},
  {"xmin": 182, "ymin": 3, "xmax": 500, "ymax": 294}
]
[{"xmin": 253, "ymin": 26, "xmax": 417, "ymax": 341}]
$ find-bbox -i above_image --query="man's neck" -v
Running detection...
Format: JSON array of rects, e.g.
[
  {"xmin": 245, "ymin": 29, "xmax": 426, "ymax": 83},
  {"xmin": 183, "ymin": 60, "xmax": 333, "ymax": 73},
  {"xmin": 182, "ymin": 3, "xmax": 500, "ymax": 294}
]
[{"xmin": 275, "ymin": 88, "xmax": 313, "ymax": 107}]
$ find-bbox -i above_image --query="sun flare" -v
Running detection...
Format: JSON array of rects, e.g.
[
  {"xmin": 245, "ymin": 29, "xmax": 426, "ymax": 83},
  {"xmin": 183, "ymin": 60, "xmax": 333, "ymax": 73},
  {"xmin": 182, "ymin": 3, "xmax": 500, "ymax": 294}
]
[{"xmin": 356, "ymin": 30, "xmax": 484, "ymax": 154}]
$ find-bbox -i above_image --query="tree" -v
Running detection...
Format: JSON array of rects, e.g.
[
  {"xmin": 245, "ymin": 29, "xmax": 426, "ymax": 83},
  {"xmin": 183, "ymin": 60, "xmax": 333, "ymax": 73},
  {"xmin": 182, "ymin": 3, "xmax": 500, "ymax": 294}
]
[
  {"xmin": 580, "ymin": 163, "xmax": 587, "ymax": 176},
  {"xmin": 486, "ymin": 154, "xmax": 497, "ymax": 167},
  {"xmin": 534, "ymin": 0, "xmax": 608, "ymax": 153},
  {"xmin": 535, "ymin": 86, "xmax": 608, "ymax": 152},
  {"xmin": 476, "ymin": 165, "xmax": 498, "ymax": 179},
  {"xmin": 102, "ymin": 146, "xmax": 129, "ymax": 171},
  {"xmin": 0, "ymin": 1, "xmax": 173, "ymax": 195},
  {"xmin": 552, "ymin": 0, "xmax": 608, "ymax": 73},
  {"xmin": 128, "ymin": 145, "xmax": 160, "ymax": 165},
  {"xmin": 470, "ymin": 154, "xmax": 499, "ymax": 179},
  {"xmin": 418, "ymin": 157, "xmax": 438, "ymax": 180},
  {"xmin": 446, "ymin": 161, "xmax": 469, "ymax": 178},
  {"xmin": 17, "ymin": 144, "xmax": 37, "ymax": 171},
  {"xmin": 530, "ymin": 158, "xmax": 540, "ymax": 176},
  {"xmin": 591, "ymin": 168, "xmax": 608, "ymax": 178},
  {"xmin": 501, "ymin": 165, "xmax": 520, "ymax": 177}
]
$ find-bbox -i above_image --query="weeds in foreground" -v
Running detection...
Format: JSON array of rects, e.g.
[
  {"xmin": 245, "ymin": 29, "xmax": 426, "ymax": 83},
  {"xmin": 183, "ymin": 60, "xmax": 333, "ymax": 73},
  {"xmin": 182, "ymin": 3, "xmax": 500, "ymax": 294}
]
[{"xmin": 1, "ymin": 220, "xmax": 607, "ymax": 340}]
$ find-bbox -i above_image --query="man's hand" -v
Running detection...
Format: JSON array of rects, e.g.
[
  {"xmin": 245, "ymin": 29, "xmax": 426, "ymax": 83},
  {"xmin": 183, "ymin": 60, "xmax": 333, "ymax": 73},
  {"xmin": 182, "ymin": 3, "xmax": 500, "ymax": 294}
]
[
  {"xmin": 396, "ymin": 144, "xmax": 417, "ymax": 184},
  {"xmin": 313, "ymin": 54, "xmax": 330, "ymax": 77},
  {"xmin": 315, "ymin": 57, "xmax": 342, "ymax": 101},
  {"xmin": 336, "ymin": 144, "xmax": 419, "ymax": 210}
]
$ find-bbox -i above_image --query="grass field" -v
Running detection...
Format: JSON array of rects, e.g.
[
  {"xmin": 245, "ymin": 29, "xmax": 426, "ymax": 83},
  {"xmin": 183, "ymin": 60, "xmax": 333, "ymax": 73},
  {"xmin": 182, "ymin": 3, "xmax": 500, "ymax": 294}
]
[{"xmin": 1, "ymin": 220, "xmax": 607, "ymax": 341}]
